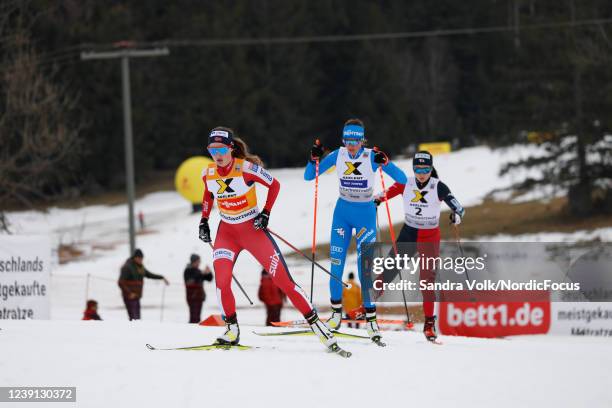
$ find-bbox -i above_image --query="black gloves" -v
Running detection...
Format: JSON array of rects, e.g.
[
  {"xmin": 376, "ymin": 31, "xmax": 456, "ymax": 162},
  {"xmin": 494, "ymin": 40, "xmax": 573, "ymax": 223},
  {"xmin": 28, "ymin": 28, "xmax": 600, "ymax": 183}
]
[
  {"xmin": 374, "ymin": 198, "xmax": 382, "ymax": 207},
  {"xmin": 310, "ymin": 140, "xmax": 324, "ymax": 162},
  {"xmin": 253, "ymin": 209, "xmax": 270, "ymax": 230},
  {"xmin": 373, "ymin": 149, "xmax": 388, "ymax": 165},
  {"xmin": 449, "ymin": 212, "xmax": 462, "ymax": 225},
  {"xmin": 199, "ymin": 218, "xmax": 211, "ymax": 243}
]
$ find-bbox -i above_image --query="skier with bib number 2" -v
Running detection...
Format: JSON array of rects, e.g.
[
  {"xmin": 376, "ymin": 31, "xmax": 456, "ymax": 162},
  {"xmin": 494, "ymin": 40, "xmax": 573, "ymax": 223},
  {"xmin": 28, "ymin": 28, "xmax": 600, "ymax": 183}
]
[{"xmin": 375, "ymin": 151, "xmax": 465, "ymax": 342}]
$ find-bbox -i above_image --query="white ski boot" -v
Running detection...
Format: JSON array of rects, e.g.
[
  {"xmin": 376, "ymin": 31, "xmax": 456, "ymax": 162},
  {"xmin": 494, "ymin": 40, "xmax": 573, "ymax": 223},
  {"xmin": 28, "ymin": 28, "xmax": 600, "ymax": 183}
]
[
  {"xmin": 306, "ymin": 311, "xmax": 351, "ymax": 357},
  {"xmin": 216, "ymin": 314, "xmax": 240, "ymax": 345},
  {"xmin": 365, "ymin": 309, "xmax": 386, "ymax": 347},
  {"xmin": 327, "ymin": 302, "xmax": 343, "ymax": 330}
]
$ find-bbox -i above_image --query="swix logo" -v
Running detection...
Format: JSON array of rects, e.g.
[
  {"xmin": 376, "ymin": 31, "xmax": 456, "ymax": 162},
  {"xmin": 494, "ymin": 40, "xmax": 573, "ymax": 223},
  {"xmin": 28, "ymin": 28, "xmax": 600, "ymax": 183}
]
[
  {"xmin": 269, "ymin": 251, "xmax": 281, "ymax": 276},
  {"xmin": 335, "ymin": 228, "xmax": 345, "ymax": 238},
  {"xmin": 216, "ymin": 178, "xmax": 234, "ymax": 194},
  {"xmin": 411, "ymin": 190, "xmax": 428, "ymax": 203},
  {"xmin": 344, "ymin": 162, "xmax": 362, "ymax": 175}
]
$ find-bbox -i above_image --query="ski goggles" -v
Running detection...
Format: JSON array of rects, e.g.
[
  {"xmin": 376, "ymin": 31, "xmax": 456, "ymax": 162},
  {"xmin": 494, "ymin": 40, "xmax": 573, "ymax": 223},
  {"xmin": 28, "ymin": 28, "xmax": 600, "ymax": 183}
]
[
  {"xmin": 413, "ymin": 166, "xmax": 432, "ymax": 174},
  {"xmin": 343, "ymin": 139, "xmax": 362, "ymax": 147},
  {"xmin": 208, "ymin": 146, "xmax": 230, "ymax": 156}
]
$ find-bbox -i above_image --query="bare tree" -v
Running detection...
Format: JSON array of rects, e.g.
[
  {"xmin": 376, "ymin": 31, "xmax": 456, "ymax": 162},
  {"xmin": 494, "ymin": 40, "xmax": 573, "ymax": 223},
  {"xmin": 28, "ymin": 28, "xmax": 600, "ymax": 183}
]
[{"xmin": 0, "ymin": 4, "xmax": 84, "ymax": 231}]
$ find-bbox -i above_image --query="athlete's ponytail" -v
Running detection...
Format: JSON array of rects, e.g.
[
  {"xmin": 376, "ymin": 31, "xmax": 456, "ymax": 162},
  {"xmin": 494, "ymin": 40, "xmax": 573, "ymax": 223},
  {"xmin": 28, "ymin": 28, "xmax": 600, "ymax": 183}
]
[
  {"xmin": 431, "ymin": 167, "xmax": 439, "ymax": 179},
  {"xmin": 232, "ymin": 136, "xmax": 264, "ymax": 167}
]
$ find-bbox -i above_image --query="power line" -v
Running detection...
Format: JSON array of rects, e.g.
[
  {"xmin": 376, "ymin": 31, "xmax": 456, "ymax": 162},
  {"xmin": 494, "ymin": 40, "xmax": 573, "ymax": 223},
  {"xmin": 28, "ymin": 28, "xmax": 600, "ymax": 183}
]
[
  {"xmin": 28, "ymin": 16, "xmax": 612, "ymax": 68},
  {"xmin": 141, "ymin": 17, "xmax": 612, "ymax": 48}
]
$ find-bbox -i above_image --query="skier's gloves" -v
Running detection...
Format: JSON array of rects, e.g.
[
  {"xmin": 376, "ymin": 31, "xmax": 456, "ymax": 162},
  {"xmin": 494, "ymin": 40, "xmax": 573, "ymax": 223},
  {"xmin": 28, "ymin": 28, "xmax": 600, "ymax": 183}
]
[
  {"xmin": 253, "ymin": 209, "xmax": 270, "ymax": 230},
  {"xmin": 374, "ymin": 198, "xmax": 382, "ymax": 207},
  {"xmin": 449, "ymin": 212, "xmax": 462, "ymax": 225},
  {"xmin": 310, "ymin": 140, "xmax": 324, "ymax": 162},
  {"xmin": 373, "ymin": 150, "xmax": 389, "ymax": 165},
  {"xmin": 199, "ymin": 218, "xmax": 211, "ymax": 242}
]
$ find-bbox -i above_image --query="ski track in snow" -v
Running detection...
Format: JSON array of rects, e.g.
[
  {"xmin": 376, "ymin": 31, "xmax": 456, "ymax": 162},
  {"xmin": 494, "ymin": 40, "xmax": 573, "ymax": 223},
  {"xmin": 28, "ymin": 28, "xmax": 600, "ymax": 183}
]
[{"xmin": 0, "ymin": 320, "xmax": 611, "ymax": 408}]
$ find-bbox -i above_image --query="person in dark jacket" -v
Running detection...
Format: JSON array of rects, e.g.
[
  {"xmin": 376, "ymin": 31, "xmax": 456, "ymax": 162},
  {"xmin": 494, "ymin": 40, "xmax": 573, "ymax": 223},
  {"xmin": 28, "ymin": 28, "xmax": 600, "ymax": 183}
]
[
  {"xmin": 258, "ymin": 269, "xmax": 285, "ymax": 326},
  {"xmin": 184, "ymin": 254, "xmax": 213, "ymax": 323},
  {"xmin": 118, "ymin": 248, "xmax": 169, "ymax": 320},
  {"xmin": 82, "ymin": 299, "xmax": 102, "ymax": 321}
]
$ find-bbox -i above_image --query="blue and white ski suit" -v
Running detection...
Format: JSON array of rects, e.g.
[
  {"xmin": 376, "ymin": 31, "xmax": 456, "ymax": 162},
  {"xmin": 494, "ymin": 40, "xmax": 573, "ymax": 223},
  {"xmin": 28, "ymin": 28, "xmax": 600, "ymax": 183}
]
[{"xmin": 304, "ymin": 147, "xmax": 406, "ymax": 307}]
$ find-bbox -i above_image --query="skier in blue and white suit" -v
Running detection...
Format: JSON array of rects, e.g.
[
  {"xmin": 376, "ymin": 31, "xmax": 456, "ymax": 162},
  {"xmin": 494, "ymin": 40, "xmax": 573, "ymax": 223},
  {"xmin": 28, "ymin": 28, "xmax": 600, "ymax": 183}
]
[{"xmin": 304, "ymin": 118, "xmax": 406, "ymax": 342}]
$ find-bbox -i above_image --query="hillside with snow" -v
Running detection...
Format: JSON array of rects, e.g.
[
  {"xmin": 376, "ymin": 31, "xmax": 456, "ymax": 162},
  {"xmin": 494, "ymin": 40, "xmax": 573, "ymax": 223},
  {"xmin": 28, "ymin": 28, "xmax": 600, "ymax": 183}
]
[
  {"xmin": 2, "ymin": 145, "xmax": 611, "ymax": 408},
  {"xmin": 3, "ymin": 144, "xmax": 610, "ymax": 322}
]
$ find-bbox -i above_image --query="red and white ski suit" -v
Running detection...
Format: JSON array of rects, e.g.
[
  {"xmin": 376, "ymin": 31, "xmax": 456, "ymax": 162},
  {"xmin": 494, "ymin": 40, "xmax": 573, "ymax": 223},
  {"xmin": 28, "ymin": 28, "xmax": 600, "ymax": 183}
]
[
  {"xmin": 381, "ymin": 177, "xmax": 463, "ymax": 317},
  {"xmin": 201, "ymin": 158, "xmax": 313, "ymax": 318}
]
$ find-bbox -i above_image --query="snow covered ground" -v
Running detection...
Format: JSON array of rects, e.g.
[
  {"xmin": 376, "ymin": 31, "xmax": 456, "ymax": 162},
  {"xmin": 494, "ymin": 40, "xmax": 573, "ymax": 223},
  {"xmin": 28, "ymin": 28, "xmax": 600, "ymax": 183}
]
[
  {"xmin": 5, "ymin": 144, "xmax": 578, "ymax": 321},
  {"xmin": 1, "ymin": 320, "xmax": 611, "ymax": 408},
  {"xmin": 3, "ymin": 144, "xmax": 611, "ymax": 322},
  {"xmin": 2, "ymin": 145, "xmax": 611, "ymax": 407}
]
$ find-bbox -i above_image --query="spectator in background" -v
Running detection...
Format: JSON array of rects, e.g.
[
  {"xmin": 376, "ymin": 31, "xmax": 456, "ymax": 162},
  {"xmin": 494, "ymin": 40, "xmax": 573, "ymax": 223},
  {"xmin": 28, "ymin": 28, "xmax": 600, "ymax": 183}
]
[
  {"xmin": 258, "ymin": 269, "xmax": 285, "ymax": 326},
  {"xmin": 342, "ymin": 272, "xmax": 362, "ymax": 328},
  {"xmin": 118, "ymin": 248, "xmax": 169, "ymax": 320},
  {"xmin": 184, "ymin": 254, "xmax": 213, "ymax": 323},
  {"xmin": 138, "ymin": 211, "xmax": 145, "ymax": 230},
  {"xmin": 82, "ymin": 299, "xmax": 102, "ymax": 320}
]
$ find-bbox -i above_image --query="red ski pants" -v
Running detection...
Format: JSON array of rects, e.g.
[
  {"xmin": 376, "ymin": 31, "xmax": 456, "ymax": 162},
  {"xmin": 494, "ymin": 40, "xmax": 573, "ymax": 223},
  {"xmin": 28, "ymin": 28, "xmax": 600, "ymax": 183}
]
[
  {"xmin": 396, "ymin": 225, "xmax": 441, "ymax": 318},
  {"xmin": 213, "ymin": 221, "xmax": 313, "ymax": 318}
]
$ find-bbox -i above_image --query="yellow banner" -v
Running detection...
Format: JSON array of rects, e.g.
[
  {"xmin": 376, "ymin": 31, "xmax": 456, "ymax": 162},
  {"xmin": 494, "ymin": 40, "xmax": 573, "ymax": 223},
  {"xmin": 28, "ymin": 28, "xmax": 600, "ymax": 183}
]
[{"xmin": 418, "ymin": 142, "xmax": 451, "ymax": 155}]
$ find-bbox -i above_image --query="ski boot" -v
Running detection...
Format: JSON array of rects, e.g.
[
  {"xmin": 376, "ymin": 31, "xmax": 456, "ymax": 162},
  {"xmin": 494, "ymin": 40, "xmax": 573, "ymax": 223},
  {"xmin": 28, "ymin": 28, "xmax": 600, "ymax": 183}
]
[
  {"xmin": 216, "ymin": 314, "xmax": 240, "ymax": 345},
  {"xmin": 306, "ymin": 310, "xmax": 351, "ymax": 358},
  {"xmin": 327, "ymin": 301, "xmax": 343, "ymax": 330},
  {"xmin": 423, "ymin": 315, "xmax": 438, "ymax": 342},
  {"xmin": 365, "ymin": 308, "xmax": 386, "ymax": 347}
]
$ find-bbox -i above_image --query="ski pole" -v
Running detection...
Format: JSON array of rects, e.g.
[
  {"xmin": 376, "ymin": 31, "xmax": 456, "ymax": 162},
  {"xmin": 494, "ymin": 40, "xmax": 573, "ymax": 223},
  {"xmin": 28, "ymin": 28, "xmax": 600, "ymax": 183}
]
[
  {"xmin": 207, "ymin": 242, "xmax": 254, "ymax": 305},
  {"xmin": 375, "ymin": 147, "xmax": 411, "ymax": 323},
  {"xmin": 375, "ymin": 148, "xmax": 398, "ymax": 254},
  {"xmin": 310, "ymin": 141, "xmax": 321, "ymax": 301},
  {"xmin": 160, "ymin": 284, "xmax": 166, "ymax": 322},
  {"xmin": 267, "ymin": 228, "xmax": 350, "ymax": 288},
  {"xmin": 451, "ymin": 224, "xmax": 465, "ymax": 256},
  {"xmin": 85, "ymin": 273, "xmax": 91, "ymax": 302},
  {"xmin": 452, "ymin": 223, "xmax": 470, "ymax": 281}
]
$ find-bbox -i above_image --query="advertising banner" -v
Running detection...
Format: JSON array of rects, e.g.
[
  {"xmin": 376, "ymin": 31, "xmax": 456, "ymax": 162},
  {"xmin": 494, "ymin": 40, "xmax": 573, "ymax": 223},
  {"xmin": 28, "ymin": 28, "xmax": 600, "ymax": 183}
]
[{"xmin": 0, "ymin": 235, "xmax": 51, "ymax": 319}]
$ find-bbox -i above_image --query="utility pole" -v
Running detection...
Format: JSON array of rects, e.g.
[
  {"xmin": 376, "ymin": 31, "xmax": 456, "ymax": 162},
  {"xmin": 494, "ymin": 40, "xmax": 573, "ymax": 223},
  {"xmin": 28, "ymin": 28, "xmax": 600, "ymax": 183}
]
[{"xmin": 81, "ymin": 43, "xmax": 169, "ymax": 255}]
